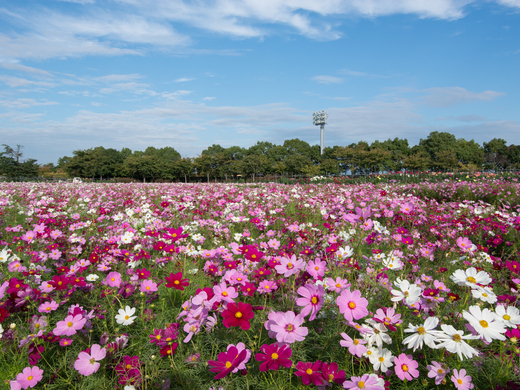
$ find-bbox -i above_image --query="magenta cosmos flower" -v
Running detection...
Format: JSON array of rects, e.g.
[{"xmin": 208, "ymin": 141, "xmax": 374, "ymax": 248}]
[
  {"xmin": 336, "ymin": 289, "xmax": 369, "ymax": 322},
  {"xmin": 296, "ymin": 283, "xmax": 324, "ymax": 321},
  {"xmin": 53, "ymin": 314, "xmax": 87, "ymax": 336},
  {"xmin": 74, "ymin": 344, "xmax": 107, "ymax": 376},
  {"xmin": 451, "ymin": 369, "xmax": 474, "ymax": 390},
  {"xmin": 394, "ymin": 353, "xmax": 419, "ymax": 381},
  {"xmin": 208, "ymin": 346, "xmax": 247, "ymax": 380},
  {"xmin": 14, "ymin": 366, "xmax": 43, "ymax": 389},
  {"xmin": 294, "ymin": 361, "xmax": 324, "ymax": 386},
  {"xmin": 255, "ymin": 343, "xmax": 292, "ymax": 371},
  {"xmin": 343, "ymin": 373, "xmax": 384, "ymax": 390},
  {"xmin": 268, "ymin": 311, "xmax": 308, "ymax": 344},
  {"xmin": 221, "ymin": 302, "xmax": 254, "ymax": 330}
]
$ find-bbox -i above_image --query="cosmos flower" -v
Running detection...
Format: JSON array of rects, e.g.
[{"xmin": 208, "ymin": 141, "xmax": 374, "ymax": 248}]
[
  {"xmin": 296, "ymin": 283, "xmax": 324, "ymax": 321},
  {"xmin": 336, "ymin": 289, "xmax": 369, "ymax": 322},
  {"xmin": 463, "ymin": 305, "xmax": 506, "ymax": 343},
  {"xmin": 74, "ymin": 344, "xmax": 106, "ymax": 376},
  {"xmin": 255, "ymin": 343, "xmax": 292, "ymax": 372},
  {"xmin": 115, "ymin": 306, "xmax": 137, "ymax": 326}
]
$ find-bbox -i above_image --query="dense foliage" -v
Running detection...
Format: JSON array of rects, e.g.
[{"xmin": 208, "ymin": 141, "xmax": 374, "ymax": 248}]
[{"xmin": 1, "ymin": 179, "xmax": 520, "ymax": 389}]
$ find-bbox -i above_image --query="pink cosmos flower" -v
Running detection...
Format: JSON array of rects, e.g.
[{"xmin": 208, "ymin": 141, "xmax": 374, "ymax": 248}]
[
  {"xmin": 74, "ymin": 344, "xmax": 106, "ymax": 376},
  {"xmin": 53, "ymin": 314, "xmax": 87, "ymax": 336},
  {"xmin": 258, "ymin": 280, "xmax": 278, "ymax": 294},
  {"xmin": 340, "ymin": 332, "xmax": 367, "ymax": 357},
  {"xmin": 106, "ymin": 272, "xmax": 122, "ymax": 288},
  {"xmin": 343, "ymin": 373, "xmax": 384, "ymax": 390},
  {"xmin": 275, "ymin": 255, "xmax": 305, "ymax": 277},
  {"xmin": 336, "ymin": 289, "xmax": 369, "ymax": 322},
  {"xmin": 456, "ymin": 237, "xmax": 473, "ymax": 252},
  {"xmin": 213, "ymin": 281, "xmax": 238, "ymax": 303},
  {"xmin": 38, "ymin": 301, "xmax": 58, "ymax": 313},
  {"xmin": 268, "ymin": 311, "xmax": 308, "ymax": 344},
  {"xmin": 306, "ymin": 258, "xmax": 326, "ymax": 279},
  {"xmin": 139, "ymin": 280, "xmax": 158, "ymax": 293},
  {"xmin": 451, "ymin": 369, "xmax": 474, "ymax": 390},
  {"xmin": 14, "ymin": 366, "xmax": 43, "ymax": 389},
  {"xmin": 296, "ymin": 283, "xmax": 324, "ymax": 321},
  {"xmin": 326, "ymin": 277, "xmax": 350, "ymax": 293},
  {"xmin": 427, "ymin": 361, "xmax": 450, "ymax": 385},
  {"xmin": 394, "ymin": 353, "xmax": 419, "ymax": 381}
]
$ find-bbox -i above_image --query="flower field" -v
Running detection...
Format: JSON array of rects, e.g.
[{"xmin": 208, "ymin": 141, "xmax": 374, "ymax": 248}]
[{"xmin": 1, "ymin": 179, "xmax": 519, "ymax": 390}]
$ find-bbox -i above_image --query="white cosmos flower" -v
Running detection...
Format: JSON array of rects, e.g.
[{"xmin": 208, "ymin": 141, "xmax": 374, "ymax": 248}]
[
  {"xmin": 115, "ymin": 306, "xmax": 137, "ymax": 326},
  {"xmin": 85, "ymin": 274, "xmax": 99, "ymax": 282},
  {"xmin": 403, "ymin": 317, "xmax": 441, "ymax": 351},
  {"xmin": 463, "ymin": 305, "xmax": 506, "ymax": 343},
  {"xmin": 493, "ymin": 305, "xmax": 520, "ymax": 328},
  {"xmin": 435, "ymin": 324, "xmax": 480, "ymax": 360},
  {"xmin": 471, "ymin": 286, "xmax": 497, "ymax": 304},
  {"xmin": 363, "ymin": 321, "xmax": 392, "ymax": 348},
  {"xmin": 369, "ymin": 348, "xmax": 394, "ymax": 372},
  {"xmin": 390, "ymin": 279, "xmax": 422, "ymax": 305},
  {"xmin": 450, "ymin": 267, "xmax": 491, "ymax": 288}
]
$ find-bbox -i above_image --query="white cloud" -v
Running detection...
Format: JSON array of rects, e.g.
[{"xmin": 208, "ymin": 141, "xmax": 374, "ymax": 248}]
[
  {"xmin": 495, "ymin": 0, "xmax": 520, "ymax": 8},
  {"xmin": 312, "ymin": 75, "xmax": 344, "ymax": 84},
  {"xmin": 203, "ymin": 97, "xmax": 215, "ymax": 101},
  {"xmin": 98, "ymin": 82, "xmax": 155, "ymax": 95},
  {"xmin": 421, "ymin": 87, "xmax": 505, "ymax": 107},
  {"xmin": 175, "ymin": 77, "xmax": 195, "ymax": 82},
  {"xmin": 94, "ymin": 74, "xmax": 142, "ymax": 82},
  {"xmin": 339, "ymin": 69, "xmax": 387, "ymax": 78},
  {"xmin": 0, "ymin": 75, "xmax": 55, "ymax": 88},
  {"xmin": 0, "ymin": 62, "xmax": 53, "ymax": 76},
  {"xmin": 0, "ymin": 98, "xmax": 59, "ymax": 109}
]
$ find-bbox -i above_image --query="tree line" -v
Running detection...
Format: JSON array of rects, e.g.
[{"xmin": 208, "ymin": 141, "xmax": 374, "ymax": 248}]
[{"xmin": 2, "ymin": 132, "xmax": 520, "ymax": 182}]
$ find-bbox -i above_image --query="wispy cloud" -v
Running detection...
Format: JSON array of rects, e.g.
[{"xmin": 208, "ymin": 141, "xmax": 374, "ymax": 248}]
[
  {"xmin": 421, "ymin": 87, "xmax": 505, "ymax": 107},
  {"xmin": 339, "ymin": 69, "xmax": 387, "ymax": 78},
  {"xmin": 0, "ymin": 62, "xmax": 53, "ymax": 76},
  {"xmin": 0, "ymin": 98, "xmax": 59, "ymax": 109},
  {"xmin": 175, "ymin": 77, "xmax": 195, "ymax": 83},
  {"xmin": 0, "ymin": 75, "xmax": 55, "ymax": 88},
  {"xmin": 94, "ymin": 74, "xmax": 142, "ymax": 83},
  {"xmin": 311, "ymin": 75, "xmax": 344, "ymax": 84}
]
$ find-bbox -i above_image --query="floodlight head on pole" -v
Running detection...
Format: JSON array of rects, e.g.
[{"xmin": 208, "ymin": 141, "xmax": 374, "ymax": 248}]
[{"xmin": 313, "ymin": 110, "xmax": 328, "ymax": 155}]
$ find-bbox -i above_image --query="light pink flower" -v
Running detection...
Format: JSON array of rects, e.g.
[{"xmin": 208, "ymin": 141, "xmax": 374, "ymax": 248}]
[
  {"xmin": 340, "ymin": 332, "xmax": 367, "ymax": 357},
  {"xmin": 451, "ymin": 369, "xmax": 474, "ymax": 390},
  {"xmin": 106, "ymin": 272, "xmax": 122, "ymax": 288},
  {"xmin": 427, "ymin": 361, "xmax": 450, "ymax": 385},
  {"xmin": 306, "ymin": 258, "xmax": 326, "ymax": 279},
  {"xmin": 343, "ymin": 373, "xmax": 384, "ymax": 390},
  {"xmin": 139, "ymin": 279, "xmax": 158, "ymax": 293},
  {"xmin": 53, "ymin": 314, "xmax": 87, "ymax": 336},
  {"xmin": 268, "ymin": 311, "xmax": 308, "ymax": 344},
  {"xmin": 74, "ymin": 344, "xmax": 106, "ymax": 376},
  {"xmin": 326, "ymin": 277, "xmax": 350, "ymax": 293},
  {"xmin": 213, "ymin": 281, "xmax": 238, "ymax": 303},
  {"xmin": 38, "ymin": 301, "xmax": 58, "ymax": 313},
  {"xmin": 15, "ymin": 366, "xmax": 43, "ymax": 389},
  {"xmin": 275, "ymin": 255, "xmax": 305, "ymax": 277},
  {"xmin": 336, "ymin": 289, "xmax": 369, "ymax": 322}
]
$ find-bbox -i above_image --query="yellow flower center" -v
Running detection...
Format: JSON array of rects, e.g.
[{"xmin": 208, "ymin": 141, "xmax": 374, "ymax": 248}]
[
  {"xmin": 438, "ymin": 369, "xmax": 444, "ymax": 374},
  {"xmin": 358, "ymin": 381, "xmax": 365, "ymax": 389},
  {"xmin": 67, "ymin": 322, "xmax": 73, "ymax": 327},
  {"xmin": 223, "ymin": 291, "xmax": 228, "ymax": 296},
  {"xmin": 287, "ymin": 263, "xmax": 293, "ymax": 269},
  {"xmin": 336, "ymin": 283, "xmax": 341, "ymax": 288},
  {"xmin": 379, "ymin": 357, "xmax": 385, "ymax": 362},
  {"xmin": 348, "ymin": 302, "xmax": 356, "ymax": 309},
  {"xmin": 174, "ymin": 280, "xmax": 179, "ymax": 284},
  {"xmin": 466, "ymin": 276, "xmax": 476, "ymax": 284},
  {"xmin": 417, "ymin": 326, "xmax": 425, "ymax": 335},
  {"xmin": 286, "ymin": 324, "xmax": 294, "ymax": 331},
  {"xmin": 156, "ymin": 335, "xmax": 161, "ymax": 340},
  {"xmin": 225, "ymin": 361, "xmax": 232, "ymax": 369},
  {"xmin": 125, "ymin": 315, "xmax": 130, "ymax": 320},
  {"xmin": 480, "ymin": 320, "xmax": 488, "ymax": 328},
  {"xmin": 235, "ymin": 312, "xmax": 243, "ymax": 318},
  {"xmin": 402, "ymin": 364, "xmax": 409, "ymax": 372},
  {"xmin": 271, "ymin": 353, "xmax": 278, "ymax": 359},
  {"xmin": 311, "ymin": 297, "xmax": 318, "ymax": 304},
  {"xmin": 306, "ymin": 369, "xmax": 313, "ymax": 375},
  {"xmin": 457, "ymin": 379, "xmax": 463, "ymax": 385},
  {"xmin": 27, "ymin": 376, "xmax": 33, "ymax": 381},
  {"xmin": 504, "ymin": 315, "xmax": 511, "ymax": 321},
  {"xmin": 452, "ymin": 334, "xmax": 462, "ymax": 342},
  {"xmin": 353, "ymin": 339, "xmax": 359, "ymax": 345}
]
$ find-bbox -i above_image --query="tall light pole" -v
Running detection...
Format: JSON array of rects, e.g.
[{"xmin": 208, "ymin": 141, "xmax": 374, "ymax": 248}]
[{"xmin": 313, "ymin": 110, "xmax": 328, "ymax": 155}]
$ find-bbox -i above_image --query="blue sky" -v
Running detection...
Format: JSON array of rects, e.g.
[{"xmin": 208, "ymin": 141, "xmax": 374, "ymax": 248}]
[{"xmin": 1, "ymin": 0, "xmax": 520, "ymax": 164}]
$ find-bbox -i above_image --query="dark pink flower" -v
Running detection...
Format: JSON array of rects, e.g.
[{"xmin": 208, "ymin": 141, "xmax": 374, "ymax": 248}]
[
  {"xmin": 255, "ymin": 343, "xmax": 292, "ymax": 371},
  {"xmin": 208, "ymin": 346, "xmax": 247, "ymax": 379}
]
